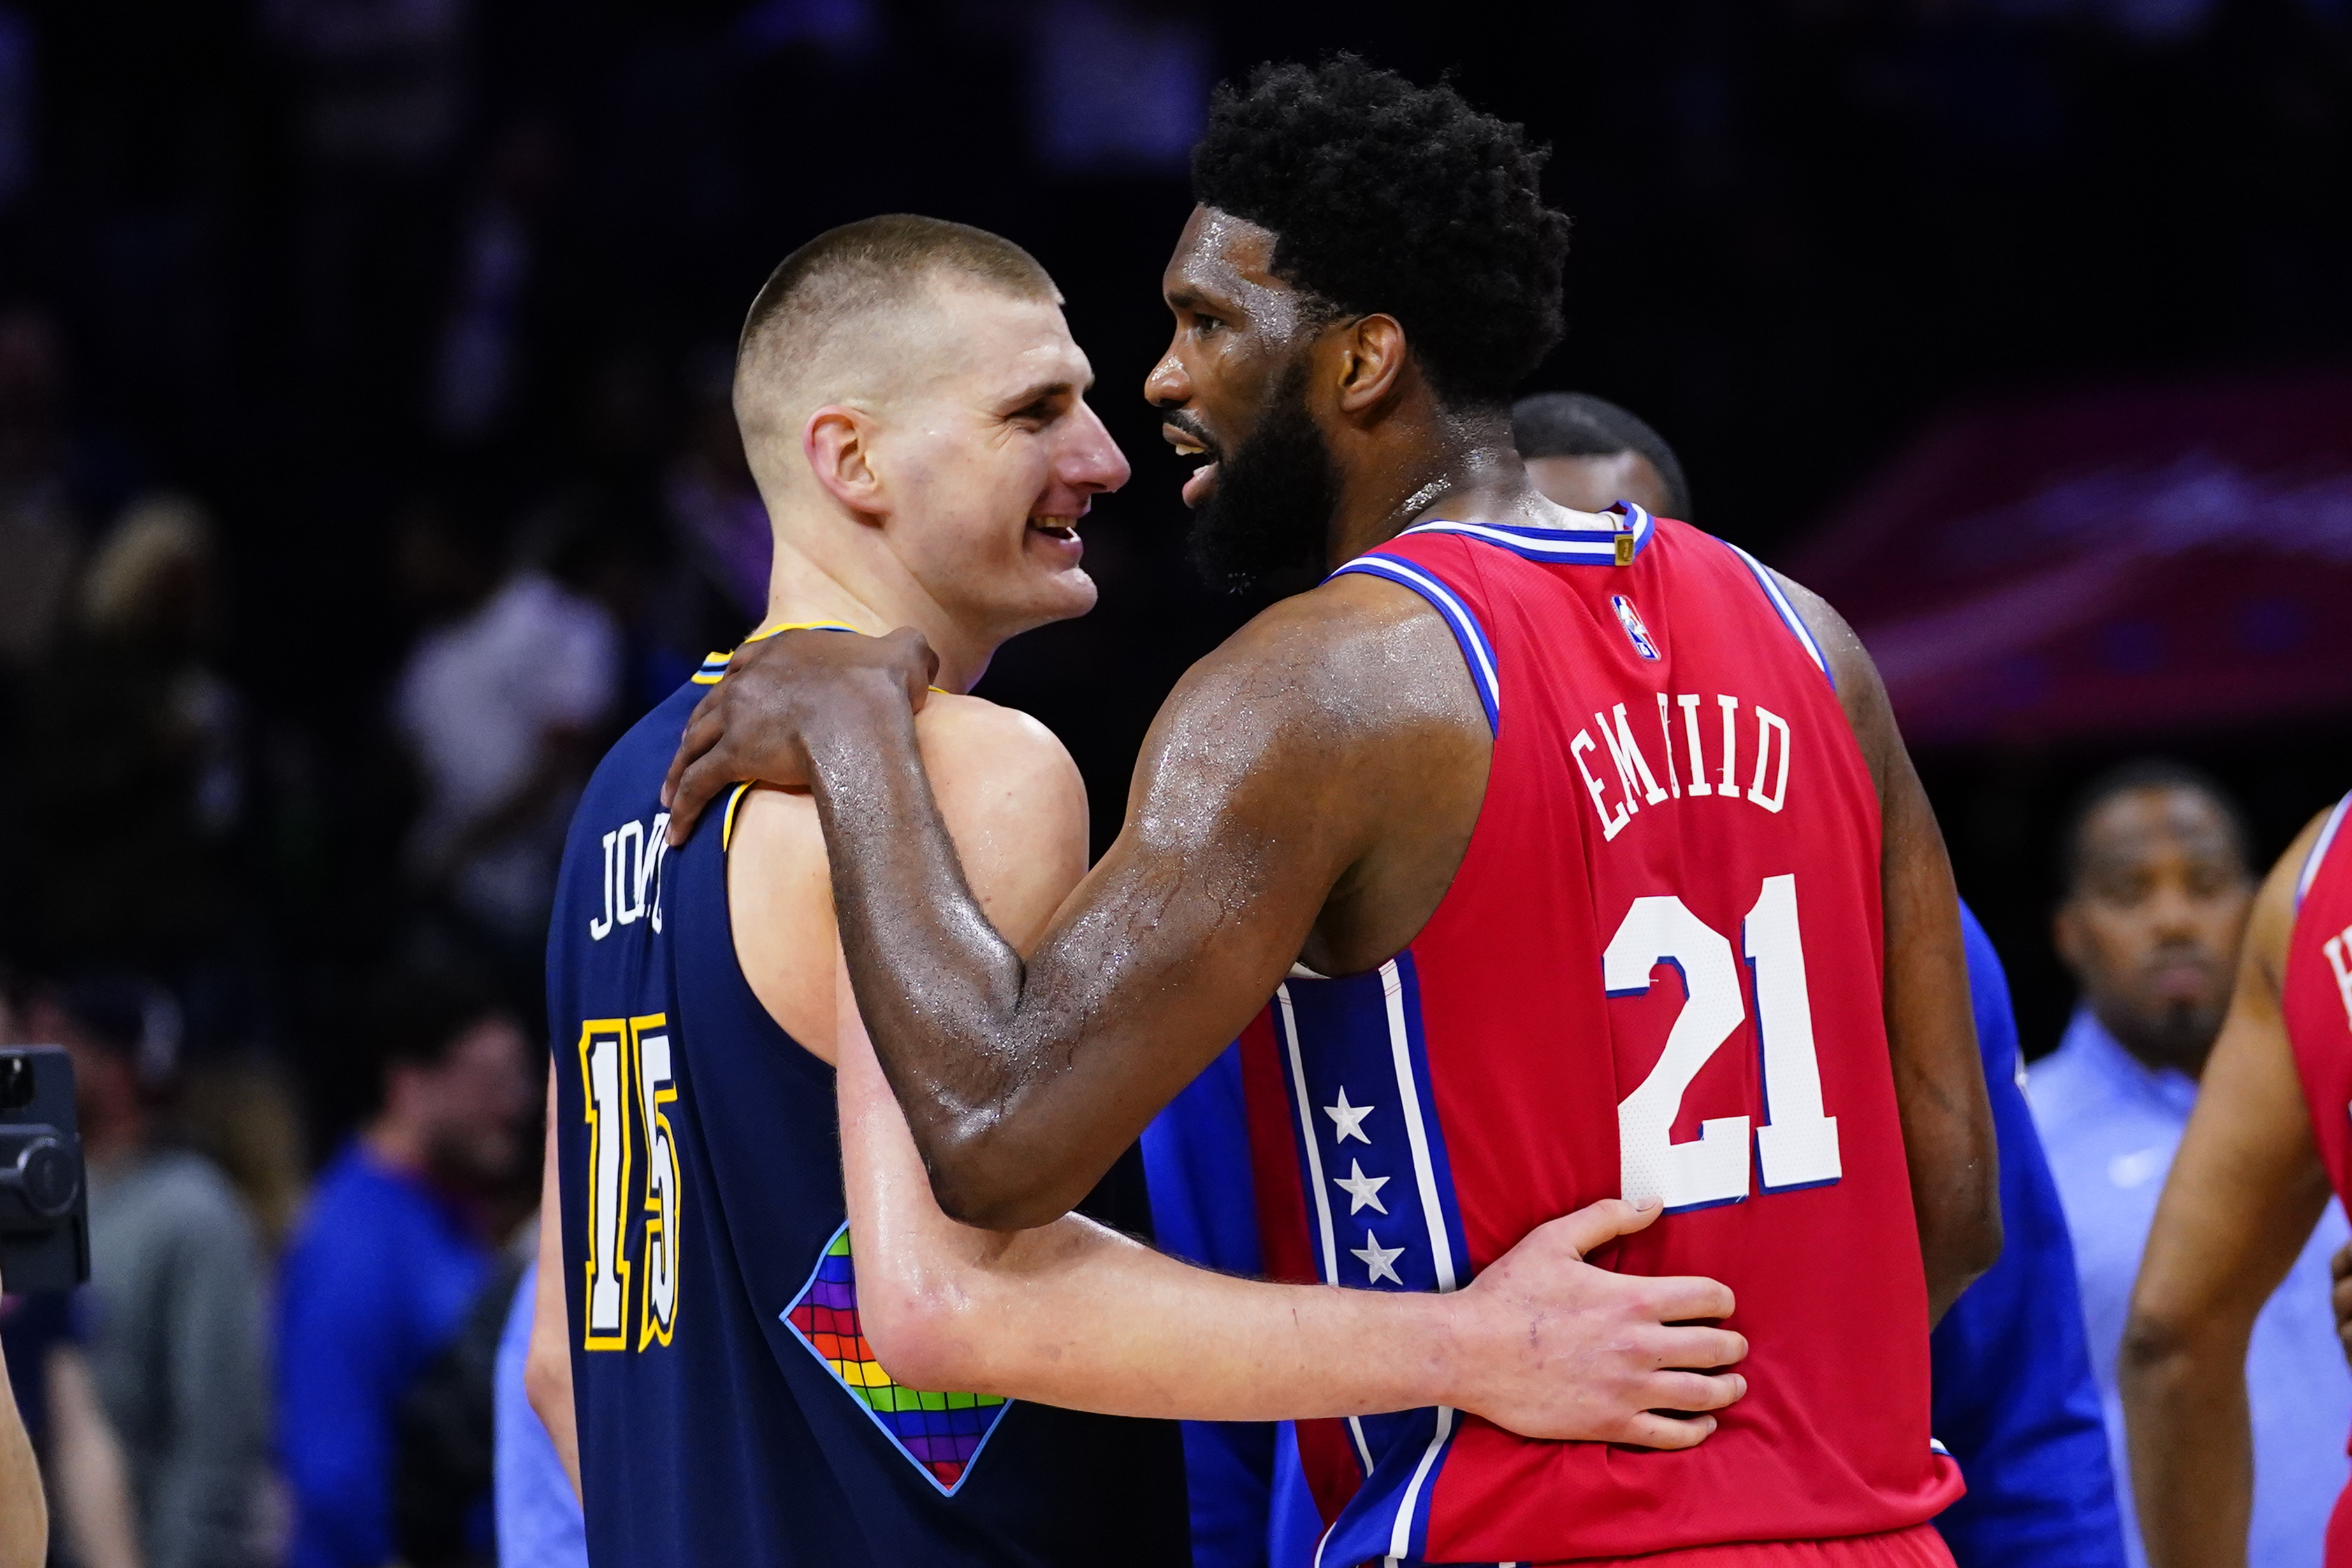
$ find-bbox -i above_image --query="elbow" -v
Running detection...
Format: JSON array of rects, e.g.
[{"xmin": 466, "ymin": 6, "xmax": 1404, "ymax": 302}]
[
  {"xmin": 2117, "ymin": 1306, "xmax": 2185, "ymax": 1386},
  {"xmin": 523, "ymin": 1333, "xmax": 571, "ymax": 1433},
  {"xmin": 856, "ymin": 1270, "xmax": 986, "ymax": 1395},
  {"xmin": 1956, "ymin": 1187, "xmax": 2005, "ymax": 1286},
  {"xmin": 918, "ymin": 1135, "xmax": 1079, "ymax": 1233}
]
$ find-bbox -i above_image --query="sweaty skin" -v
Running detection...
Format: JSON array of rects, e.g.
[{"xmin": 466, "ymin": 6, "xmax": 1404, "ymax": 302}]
[
  {"xmin": 662, "ymin": 207, "xmax": 2000, "ymax": 1323},
  {"xmin": 527, "ymin": 249, "xmax": 1753, "ymax": 1463},
  {"xmin": 2119, "ymin": 808, "xmax": 2339, "ymax": 1568}
]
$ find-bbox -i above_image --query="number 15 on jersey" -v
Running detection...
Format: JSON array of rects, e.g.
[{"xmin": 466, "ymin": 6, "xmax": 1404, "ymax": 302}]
[{"xmin": 578, "ymin": 1015, "xmax": 683, "ymax": 1351}]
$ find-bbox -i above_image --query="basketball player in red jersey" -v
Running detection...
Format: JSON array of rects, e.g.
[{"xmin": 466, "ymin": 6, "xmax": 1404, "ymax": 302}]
[
  {"xmin": 662, "ymin": 58, "xmax": 2001, "ymax": 1565},
  {"xmin": 2121, "ymin": 790, "xmax": 2352, "ymax": 1568}
]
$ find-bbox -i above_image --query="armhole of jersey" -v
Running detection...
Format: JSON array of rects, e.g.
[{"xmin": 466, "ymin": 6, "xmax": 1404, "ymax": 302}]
[
  {"xmin": 1328, "ymin": 555, "xmax": 1501, "ymax": 736},
  {"xmin": 2296, "ymin": 791, "xmax": 2352, "ymax": 910},
  {"xmin": 719, "ymin": 781, "xmax": 753, "ymax": 855},
  {"xmin": 1724, "ymin": 541, "xmax": 1836, "ymax": 690}
]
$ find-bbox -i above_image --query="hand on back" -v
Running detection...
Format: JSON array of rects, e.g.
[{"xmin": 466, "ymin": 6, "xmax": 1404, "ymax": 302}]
[{"xmin": 1445, "ymin": 1196, "xmax": 1745, "ymax": 1448}]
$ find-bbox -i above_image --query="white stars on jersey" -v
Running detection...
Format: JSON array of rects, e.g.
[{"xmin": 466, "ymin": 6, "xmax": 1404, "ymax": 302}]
[
  {"xmin": 1352, "ymin": 1229, "xmax": 1406, "ymax": 1286},
  {"xmin": 1333, "ymin": 1159, "xmax": 1391, "ymax": 1216},
  {"xmin": 1325, "ymin": 1087, "xmax": 1376, "ymax": 1145}
]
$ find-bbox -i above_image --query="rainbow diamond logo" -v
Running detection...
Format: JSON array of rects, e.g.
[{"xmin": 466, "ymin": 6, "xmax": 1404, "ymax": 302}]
[{"xmin": 782, "ymin": 1224, "xmax": 1011, "ymax": 1494}]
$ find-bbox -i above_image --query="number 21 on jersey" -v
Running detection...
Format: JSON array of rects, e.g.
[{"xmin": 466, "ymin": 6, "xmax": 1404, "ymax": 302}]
[
  {"xmin": 578, "ymin": 1015, "xmax": 682, "ymax": 1351},
  {"xmin": 1608, "ymin": 873, "xmax": 1844, "ymax": 1211}
]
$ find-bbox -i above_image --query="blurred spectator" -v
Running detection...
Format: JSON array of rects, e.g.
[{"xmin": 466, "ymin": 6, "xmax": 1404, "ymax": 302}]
[
  {"xmin": 0, "ymin": 309, "xmax": 83, "ymax": 672},
  {"xmin": 392, "ymin": 502, "xmax": 618, "ymax": 954},
  {"xmin": 493, "ymin": 1254, "xmax": 583, "ymax": 1568},
  {"xmin": 34, "ymin": 973, "xmax": 268, "ymax": 1568},
  {"xmin": 1509, "ymin": 391, "xmax": 1692, "ymax": 520},
  {"xmin": 13, "ymin": 495, "xmax": 246, "ymax": 978},
  {"xmin": 176, "ymin": 1059, "xmax": 308, "ymax": 1255},
  {"xmin": 2029, "ymin": 760, "xmax": 2352, "ymax": 1568},
  {"xmin": 391, "ymin": 1240, "xmax": 525, "ymax": 1568},
  {"xmin": 275, "ymin": 960, "xmax": 535, "ymax": 1568}
]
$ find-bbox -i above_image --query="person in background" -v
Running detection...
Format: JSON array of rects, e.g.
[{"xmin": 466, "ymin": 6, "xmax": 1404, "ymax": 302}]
[
  {"xmin": 37, "ymin": 974, "xmax": 267, "ymax": 1568},
  {"xmin": 491, "ymin": 1253, "xmax": 583, "ymax": 1568},
  {"xmin": 276, "ymin": 960, "xmax": 537, "ymax": 1568},
  {"xmin": 1142, "ymin": 396, "xmax": 2126, "ymax": 1568},
  {"xmin": 391, "ymin": 499, "xmax": 620, "ymax": 963},
  {"xmin": 1507, "ymin": 389, "xmax": 1692, "ymax": 519},
  {"xmin": 2031, "ymin": 760, "xmax": 2351, "ymax": 1568}
]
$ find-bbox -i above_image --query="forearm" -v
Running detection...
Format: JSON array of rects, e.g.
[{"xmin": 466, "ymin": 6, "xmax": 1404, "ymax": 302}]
[
  {"xmin": 2119, "ymin": 1316, "xmax": 2253, "ymax": 1568},
  {"xmin": 0, "ymin": 1347, "xmax": 43, "ymax": 1568},
  {"xmin": 871, "ymin": 1214, "xmax": 1462, "ymax": 1421},
  {"xmin": 528, "ymin": 1104, "xmax": 581, "ymax": 1499},
  {"xmin": 1881, "ymin": 766, "xmax": 2001, "ymax": 1323}
]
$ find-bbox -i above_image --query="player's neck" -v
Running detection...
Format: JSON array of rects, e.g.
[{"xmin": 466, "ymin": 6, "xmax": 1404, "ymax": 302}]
[
  {"xmin": 753, "ymin": 528, "xmax": 994, "ymax": 694},
  {"xmin": 1323, "ymin": 407, "xmax": 1562, "ymax": 566}
]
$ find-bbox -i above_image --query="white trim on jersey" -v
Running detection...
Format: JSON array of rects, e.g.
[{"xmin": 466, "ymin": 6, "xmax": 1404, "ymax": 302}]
[
  {"xmin": 1279, "ymin": 984, "xmax": 1377, "ymax": 1478},
  {"xmin": 2298, "ymin": 792, "xmax": 2352, "ymax": 910},
  {"xmin": 1726, "ymin": 542, "xmax": 1835, "ymax": 688}
]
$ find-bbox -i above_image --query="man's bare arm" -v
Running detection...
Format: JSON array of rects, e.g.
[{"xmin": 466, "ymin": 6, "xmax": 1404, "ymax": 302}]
[
  {"xmin": 2120, "ymin": 814, "xmax": 2334, "ymax": 1568},
  {"xmin": 670, "ymin": 588, "xmax": 1476, "ymax": 1228},
  {"xmin": 838, "ymin": 963, "xmax": 1748, "ymax": 1442},
  {"xmin": 525, "ymin": 1085, "xmax": 581, "ymax": 1500},
  {"xmin": 1776, "ymin": 574, "xmax": 2001, "ymax": 1323}
]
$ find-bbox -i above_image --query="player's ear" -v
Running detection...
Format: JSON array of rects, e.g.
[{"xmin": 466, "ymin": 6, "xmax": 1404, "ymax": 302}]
[
  {"xmin": 1332, "ymin": 313, "xmax": 1408, "ymax": 419},
  {"xmin": 803, "ymin": 405, "xmax": 888, "ymax": 522}
]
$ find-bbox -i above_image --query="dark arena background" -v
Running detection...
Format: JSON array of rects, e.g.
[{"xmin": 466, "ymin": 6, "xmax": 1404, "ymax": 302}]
[{"xmin": 0, "ymin": 0, "xmax": 2349, "ymax": 1560}]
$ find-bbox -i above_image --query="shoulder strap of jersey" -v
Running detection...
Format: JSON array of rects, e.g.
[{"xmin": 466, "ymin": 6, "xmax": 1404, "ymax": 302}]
[{"xmin": 2297, "ymin": 791, "xmax": 2352, "ymax": 910}]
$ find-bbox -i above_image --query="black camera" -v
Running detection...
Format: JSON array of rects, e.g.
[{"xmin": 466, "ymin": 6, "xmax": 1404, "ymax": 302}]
[{"xmin": 0, "ymin": 1047, "xmax": 89, "ymax": 1293}]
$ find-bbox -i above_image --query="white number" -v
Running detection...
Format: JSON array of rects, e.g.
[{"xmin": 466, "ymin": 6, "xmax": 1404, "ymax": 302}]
[
  {"xmin": 1607, "ymin": 898, "xmax": 1751, "ymax": 1210},
  {"xmin": 637, "ymin": 1027, "xmax": 681, "ymax": 1347},
  {"xmin": 579, "ymin": 1022, "xmax": 632, "ymax": 1347},
  {"xmin": 1745, "ymin": 876, "xmax": 1841, "ymax": 1189},
  {"xmin": 1606, "ymin": 875, "xmax": 1843, "ymax": 1210},
  {"xmin": 579, "ymin": 1014, "xmax": 684, "ymax": 1351}
]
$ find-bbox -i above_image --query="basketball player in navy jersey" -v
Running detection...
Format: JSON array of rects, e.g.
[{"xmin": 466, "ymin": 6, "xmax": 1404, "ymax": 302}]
[
  {"xmin": 664, "ymin": 59, "xmax": 2000, "ymax": 1567},
  {"xmin": 530, "ymin": 214, "xmax": 1751, "ymax": 1566}
]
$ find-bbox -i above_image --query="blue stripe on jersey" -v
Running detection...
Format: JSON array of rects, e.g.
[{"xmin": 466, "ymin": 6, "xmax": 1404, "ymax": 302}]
[
  {"xmin": 1274, "ymin": 954, "xmax": 1472, "ymax": 1565},
  {"xmin": 1328, "ymin": 556, "xmax": 1502, "ymax": 735},
  {"xmin": 1724, "ymin": 542, "xmax": 1834, "ymax": 689},
  {"xmin": 1396, "ymin": 499, "xmax": 1655, "ymax": 567},
  {"xmin": 2298, "ymin": 792, "xmax": 2352, "ymax": 910}
]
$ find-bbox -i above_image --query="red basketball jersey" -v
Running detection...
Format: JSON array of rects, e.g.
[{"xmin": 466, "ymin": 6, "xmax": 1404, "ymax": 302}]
[
  {"xmin": 2283, "ymin": 788, "xmax": 2352, "ymax": 1567},
  {"xmin": 1236, "ymin": 507, "xmax": 1963, "ymax": 1565}
]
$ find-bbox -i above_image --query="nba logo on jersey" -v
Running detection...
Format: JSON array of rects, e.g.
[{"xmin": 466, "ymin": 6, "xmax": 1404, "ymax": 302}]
[{"xmin": 1610, "ymin": 593, "xmax": 1661, "ymax": 660}]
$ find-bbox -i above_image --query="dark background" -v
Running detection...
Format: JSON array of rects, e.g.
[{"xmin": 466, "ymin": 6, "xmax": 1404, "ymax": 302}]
[{"xmin": 4, "ymin": 0, "xmax": 2349, "ymax": 1151}]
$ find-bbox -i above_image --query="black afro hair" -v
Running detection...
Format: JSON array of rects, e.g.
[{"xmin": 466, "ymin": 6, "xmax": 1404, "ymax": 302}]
[{"xmin": 1191, "ymin": 55, "xmax": 1572, "ymax": 407}]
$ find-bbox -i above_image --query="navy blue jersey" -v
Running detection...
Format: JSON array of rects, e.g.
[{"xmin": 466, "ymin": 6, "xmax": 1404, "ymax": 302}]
[{"xmin": 547, "ymin": 669, "xmax": 1186, "ymax": 1565}]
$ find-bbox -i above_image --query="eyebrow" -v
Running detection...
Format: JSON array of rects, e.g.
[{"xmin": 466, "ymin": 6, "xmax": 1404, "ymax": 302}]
[{"xmin": 1003, "ymin": 377, "xmax": 1085, "ymax": 409}]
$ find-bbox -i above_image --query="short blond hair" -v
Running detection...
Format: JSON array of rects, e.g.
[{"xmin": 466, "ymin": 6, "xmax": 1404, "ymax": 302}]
[{"xmin": 733, "ymin": 215, "xmax": 1059, "ymax": 458}]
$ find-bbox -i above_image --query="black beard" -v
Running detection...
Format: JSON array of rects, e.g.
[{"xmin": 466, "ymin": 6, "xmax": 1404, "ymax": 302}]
[{"xmin": 1186, "ymin": 361, "xmax": 1339, "ymax": 596}]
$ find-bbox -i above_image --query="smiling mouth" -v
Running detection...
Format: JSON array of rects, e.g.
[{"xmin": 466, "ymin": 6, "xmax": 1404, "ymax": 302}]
[
  {"xmin": 1028, "ymin": 516, "xmax": 1080, "ymax": 542},
  {"xmin": 1165, "ymin": 426, "xmax": 1221, "ymax": 508}
]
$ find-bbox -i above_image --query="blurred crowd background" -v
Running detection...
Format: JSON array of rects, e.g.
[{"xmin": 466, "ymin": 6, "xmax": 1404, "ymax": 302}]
[{"xmin": 0, "ymin": 0, "xmax": 2347, "ymax": 1564}]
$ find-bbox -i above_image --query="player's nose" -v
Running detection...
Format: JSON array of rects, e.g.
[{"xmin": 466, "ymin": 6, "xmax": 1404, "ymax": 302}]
[
  {"xmin": 1059, "ymin": 398, "xmax": 1130, "ymax": 494},
  {"xmin": 1144, "ymin": 344, "xmax": 1191, "ymax": 409}
]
